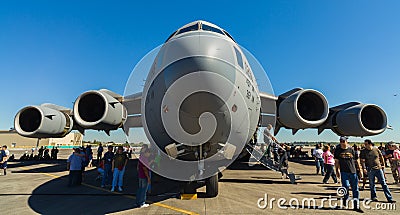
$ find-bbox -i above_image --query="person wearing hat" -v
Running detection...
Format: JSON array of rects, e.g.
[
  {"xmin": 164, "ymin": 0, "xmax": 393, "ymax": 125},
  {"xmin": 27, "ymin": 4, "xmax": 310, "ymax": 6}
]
[
  {"xmin": 334, "ymin": 136, "xmax": 362, "ymax": 211},
  {"xmin": 360, "ymin": 139, "xmax": 395, "ymax": 203}
]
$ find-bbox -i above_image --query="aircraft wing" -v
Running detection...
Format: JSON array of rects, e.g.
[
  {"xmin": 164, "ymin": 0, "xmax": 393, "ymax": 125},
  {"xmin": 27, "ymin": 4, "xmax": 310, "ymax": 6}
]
[
  {"xmin": 259, "ymin": 92, "xmax": 278, "ymax": 127},
  {"xmin": 258, "ymin": 88, "xmax": 387, "ymax": 137},
  {"xmin": 123, "ymin": 92, "xmax": 142, "ymax": 115},
  {"xmin": 122, "ymin": 92, "xmax": 143, "ymax": 134}
]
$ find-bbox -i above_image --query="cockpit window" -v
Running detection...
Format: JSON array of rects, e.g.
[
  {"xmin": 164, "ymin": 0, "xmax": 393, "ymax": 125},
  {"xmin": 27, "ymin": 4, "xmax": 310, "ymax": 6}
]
[
  {"xmin": 234, "ymin": 47, "xmax": 243, "ymax": 69},
  {"xmin": 202, "ymin": 24, "xmax": 224, "ymax": 35},
  {"xmin": 223, "ymin": 30, "xmax": 236, "ymax": 42},
  {"xmin": 165, "ymin": 30, "xmax": 177, "ymax": 42},
  {"xmin": 176, "ymin": 23, "xmax": 199, "ymax": 35}
]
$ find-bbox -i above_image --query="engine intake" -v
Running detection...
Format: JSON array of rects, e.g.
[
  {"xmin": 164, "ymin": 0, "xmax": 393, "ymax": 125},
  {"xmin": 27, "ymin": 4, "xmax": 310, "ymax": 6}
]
[
  {"xmin": 277, "ymin": 89, "xmax": 329, "ymax": 130},
  {"xmin": 14, "ymin": 105, "xmax": 73, "ymax": 138},
  {"xmin": 333, "ymin": 103, "xmax": 387, "ymax": 137},
  {"xmin": 73, "ymin": 90, "xmax": 127, "ymax": 130}
]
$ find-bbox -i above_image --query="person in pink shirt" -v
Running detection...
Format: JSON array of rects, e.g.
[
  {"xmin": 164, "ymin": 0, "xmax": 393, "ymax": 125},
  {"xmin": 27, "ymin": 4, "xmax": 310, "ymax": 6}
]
[
  {"xmin": 322, "ymin": 145, "xmax": 338, "ymax": 184},
  {"xmin": 136, "ymin": 148, "xmax": 151, "ymax": 208},
  {"xmin": 393, "ymin": 144, "xmax": 400, "ymax": 184}
]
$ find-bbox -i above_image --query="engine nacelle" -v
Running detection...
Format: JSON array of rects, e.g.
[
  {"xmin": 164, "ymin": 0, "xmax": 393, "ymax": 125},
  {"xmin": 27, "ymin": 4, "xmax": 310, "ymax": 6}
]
[
  {"xmin": 332, "ymin": 103, "xmax": 387, "ymax": 137},
  {"xmin": 14, "ymin": 106, "xmax": 73, "ymax": 138},
  {"xmin": 277, "ymin": 89, "xmax": 329, "ymax": 130},
  {"xmin": 73, "ymin": 90, "xmax": 127, "ymax": 130}
]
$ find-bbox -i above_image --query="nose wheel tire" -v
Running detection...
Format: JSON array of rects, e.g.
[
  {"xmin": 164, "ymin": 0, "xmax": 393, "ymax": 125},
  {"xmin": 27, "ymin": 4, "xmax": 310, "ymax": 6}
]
[{"xmin": 206, "ymin": 174, "xmax": 219, "ymax": 197}]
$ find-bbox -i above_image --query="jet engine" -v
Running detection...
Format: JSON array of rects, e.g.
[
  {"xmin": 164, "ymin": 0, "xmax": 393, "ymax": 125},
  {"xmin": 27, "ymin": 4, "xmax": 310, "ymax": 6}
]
[
  {"xmin": 14, "ymin": 105, "xmax": 73, "ymax": 138},
  {"xmin": 73, "ymin": 89, "xmax": 127, "ymax": 131},
  {"xmin": 276, "ymin": 88, "xmax": 329, "ymax": 133},
  {"xmin": 322, "ymin": 102, "xmax": 387, "ymax": 137}
]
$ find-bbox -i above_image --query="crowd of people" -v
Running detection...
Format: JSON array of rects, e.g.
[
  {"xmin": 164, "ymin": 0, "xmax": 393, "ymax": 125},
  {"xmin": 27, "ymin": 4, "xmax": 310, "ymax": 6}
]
[
  {"xmin": 311, "ymin": 137, "xmax": 398, "ymax": 211},
  {"xmin": 19, "ymin": 146, "xmax": 59, "ymax": 161},
  {"xmin": 5, "ymin": 126, "xmax": 396, "ymax": 211},
  {"xmin": 261, "ymin": 124, "xmax": 398, "ymax": 212},
  {"xmin": 2, "ymin": 130, "xmax": 399, "ymax": 211},
  {"xmin": 67, "ymin": 143, "xmax": 152, "ymax": 208}
]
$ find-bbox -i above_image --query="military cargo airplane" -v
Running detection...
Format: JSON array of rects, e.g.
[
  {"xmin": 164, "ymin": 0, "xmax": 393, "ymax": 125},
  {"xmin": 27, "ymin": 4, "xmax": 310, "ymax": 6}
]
[{"xmin": 14, "ymin": 21, "xmax": 387, "ymax": 197}]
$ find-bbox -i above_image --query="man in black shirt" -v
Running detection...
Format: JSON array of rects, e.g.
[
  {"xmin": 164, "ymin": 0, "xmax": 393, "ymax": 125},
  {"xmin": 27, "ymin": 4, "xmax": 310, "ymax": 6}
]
[
  {"xmin": 334, "ymin": 136, "xmax": 361, "ymax": 211},
  {"xmin": 101, "ymin": 146, "xmax": 114, "ymax": 188},
  {"xmin": 360, "ymin": 139, "xmax": 395, "ymax": 203},
  {"xmin": 97, "ymin": 143, "xmax": 104, "ymax": 164}
]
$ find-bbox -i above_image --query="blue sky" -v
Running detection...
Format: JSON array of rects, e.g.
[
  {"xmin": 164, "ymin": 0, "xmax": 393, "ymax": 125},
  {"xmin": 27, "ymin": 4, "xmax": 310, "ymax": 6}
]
[{"xmin": 1, "ymin": 1, "xmax": 399, "ymax": 143}]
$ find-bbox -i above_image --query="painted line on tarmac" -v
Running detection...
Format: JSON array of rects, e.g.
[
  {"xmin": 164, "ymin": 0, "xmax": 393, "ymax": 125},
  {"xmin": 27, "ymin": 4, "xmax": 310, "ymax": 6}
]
[
  {"xmin": 152, "ymin": 202, "xmax": 200, "ymax": 215},
  {"xmin": 82, "ymin": 184, "xmax": 199, "ymax": 215},
  {"xmin": 18, "ymin": 166, "xmax": 200, "ymax": 215}
]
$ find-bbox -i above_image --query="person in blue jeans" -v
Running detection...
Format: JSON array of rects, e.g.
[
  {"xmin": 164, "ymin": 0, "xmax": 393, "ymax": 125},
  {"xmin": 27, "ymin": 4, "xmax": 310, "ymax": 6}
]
[
  {"xmin": 102, "ymin": 146, "xmax": 114, "ymax": 188},
  {"xmin": 360, "ymin": 139, "xmax": 396, "ymax": 203},
  {"xmin": 334, "ymin": 136, "xmax": 362, "ymax": 212},
  {"xmin": 136, "ymin": 148, "xmax": 151, "ymax": 208},
  {"xmin": 0, "ymin": 148, "xmax": 5, "ymax": 175},
  {"xmin": 313, "ymin": 143, "xmax": 325, "ymax": 176},
  {"xmin": 111, "ymin": 146, "xmax": 128, "ymax": 192}
]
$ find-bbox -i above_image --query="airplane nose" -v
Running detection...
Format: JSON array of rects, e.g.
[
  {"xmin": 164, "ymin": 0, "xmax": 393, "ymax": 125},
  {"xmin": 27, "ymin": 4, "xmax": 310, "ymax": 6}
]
[
  {"xmin": 143, "ymin": 56, "xmax": 240, "ymax": 147},
  {"xmin": 162, "ymin": 83, "xmax": 231, "ymax": 147}
]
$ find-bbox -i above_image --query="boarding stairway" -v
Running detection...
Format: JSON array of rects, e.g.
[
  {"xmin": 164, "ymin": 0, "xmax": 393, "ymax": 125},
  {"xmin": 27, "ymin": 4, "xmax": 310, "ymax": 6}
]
[{"xmin": 245, "ymin": 143, "xmax": 301, "ymax": 184}]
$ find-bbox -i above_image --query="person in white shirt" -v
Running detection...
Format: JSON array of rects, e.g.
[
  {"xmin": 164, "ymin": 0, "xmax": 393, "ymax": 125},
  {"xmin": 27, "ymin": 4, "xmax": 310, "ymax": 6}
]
[
  {"xmin": 313, "ymin": 143, "xmax": 325, "ymax": 176},
  {"xmin": 263, "ymin": 124, "xmax": 285, "ymax": 164}
]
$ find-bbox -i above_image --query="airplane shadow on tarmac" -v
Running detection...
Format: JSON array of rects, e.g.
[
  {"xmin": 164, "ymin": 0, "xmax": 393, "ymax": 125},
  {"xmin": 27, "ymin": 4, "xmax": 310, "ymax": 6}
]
[
  {"xmin": 9, "ymin": 158, "xmax": 306, "ymax": 214},
  {"xmin": 10, "ymin": 159, "xmax": 69, "ymax": 173},
  {"xmin": 288, "ymin": 158, "xmax": 316, "ymax": 166},
  {"xmin": 11, "ymin": 158, "xmax": 399, "ymax": 214},
  {"xmin": 11, "ymin": 159, "xmax": 184, "ymax": 214}
]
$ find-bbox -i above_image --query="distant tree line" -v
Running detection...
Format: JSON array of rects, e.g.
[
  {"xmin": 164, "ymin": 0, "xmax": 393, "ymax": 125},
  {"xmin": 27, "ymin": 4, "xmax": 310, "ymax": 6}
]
[{"xmin": 82, "ymin": 140, "xmax": 148, "ymax": 147}]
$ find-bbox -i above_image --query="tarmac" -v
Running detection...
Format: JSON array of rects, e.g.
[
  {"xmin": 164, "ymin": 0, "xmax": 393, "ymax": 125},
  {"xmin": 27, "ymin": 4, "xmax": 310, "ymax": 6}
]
[{"xmin": 0, "ymin": 149, "xmax": 399, "ymax": 215}]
